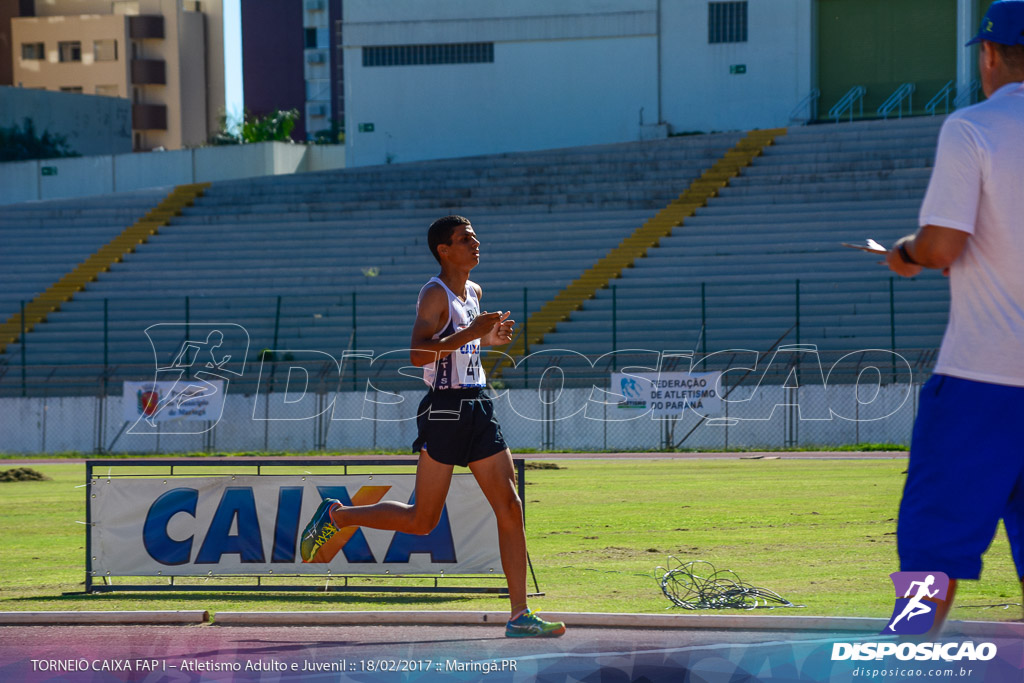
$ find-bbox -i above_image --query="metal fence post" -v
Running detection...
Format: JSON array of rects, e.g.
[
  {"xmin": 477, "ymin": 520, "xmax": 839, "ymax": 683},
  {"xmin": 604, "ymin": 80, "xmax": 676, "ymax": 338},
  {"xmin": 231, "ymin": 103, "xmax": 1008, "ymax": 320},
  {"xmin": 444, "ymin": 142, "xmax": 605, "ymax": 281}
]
[
  {"xmin": 184, "ymin": 295, "xmax": 191, "ymax": 379},
  {"xmin": 351, "ymin": 292, "xmax": 358, "ymax": 391},
  {"xmin": 611, "ymin": 285, "xmax": 617, "ymax": 372},
  {"xmin": 889, "ymin": 277, "xmax": 896, "ymax": 384},
  {"xmin": 523, "ymin": 286, "xmax": 529, "ymax": 389},
  {"xmin": 795, "ymin": 279, "xmax": 800, "ymax": 348},
  {"xmin": 103, "ymin": 298, "xmax": 109, "ymax": 397},
  {"xmin": 20, "ymin": 300, "xmax": 27, "ymax": 397},
  {"xmin": 701, "ymin": 281, "xmax": 707, "ymax": 368}
]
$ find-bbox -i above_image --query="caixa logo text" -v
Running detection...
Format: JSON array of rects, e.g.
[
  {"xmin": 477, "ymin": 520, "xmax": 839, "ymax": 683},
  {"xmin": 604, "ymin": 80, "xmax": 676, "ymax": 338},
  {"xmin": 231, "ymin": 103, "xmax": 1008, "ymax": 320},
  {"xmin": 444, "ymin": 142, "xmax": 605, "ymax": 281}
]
[
  {"xmin": 831, "ymin": 642, "xmax": 997, "ymax": 662},
  {"xmin": 142, "ymin": 486, "xmax": 456, "ymax": 565}
]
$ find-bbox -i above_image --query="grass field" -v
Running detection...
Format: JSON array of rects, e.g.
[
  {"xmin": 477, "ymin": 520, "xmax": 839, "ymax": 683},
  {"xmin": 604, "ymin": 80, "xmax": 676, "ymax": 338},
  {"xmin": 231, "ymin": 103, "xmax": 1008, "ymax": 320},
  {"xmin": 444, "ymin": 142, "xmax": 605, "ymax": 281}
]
[{"xmin": 0, "ymin": 458, "xmax": 1020, "ymax": 622}]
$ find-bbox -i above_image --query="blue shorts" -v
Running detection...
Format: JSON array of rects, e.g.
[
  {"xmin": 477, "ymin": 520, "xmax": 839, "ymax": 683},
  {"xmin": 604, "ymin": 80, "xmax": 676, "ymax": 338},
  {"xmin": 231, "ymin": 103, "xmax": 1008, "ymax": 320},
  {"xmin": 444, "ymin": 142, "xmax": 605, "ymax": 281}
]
[{"xmin": 898, "ymin": 374, "xmax": 1024, "ymax": 580}]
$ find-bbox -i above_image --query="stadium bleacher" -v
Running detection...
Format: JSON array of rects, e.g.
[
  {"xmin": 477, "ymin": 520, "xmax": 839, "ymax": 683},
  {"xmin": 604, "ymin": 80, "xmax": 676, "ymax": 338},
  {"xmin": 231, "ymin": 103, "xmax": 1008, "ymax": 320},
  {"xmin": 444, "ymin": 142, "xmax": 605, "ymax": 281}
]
[
  {"xmin": 532, "ymin": 115, "xmax": 949, "ymax": 383},
  {"xmin": 0, "ymin": 116, "xmax": 950, "ymax": 396},
  {"xmin": 0, "ymin": 132, "xmax": 741, "ymax": 394}
]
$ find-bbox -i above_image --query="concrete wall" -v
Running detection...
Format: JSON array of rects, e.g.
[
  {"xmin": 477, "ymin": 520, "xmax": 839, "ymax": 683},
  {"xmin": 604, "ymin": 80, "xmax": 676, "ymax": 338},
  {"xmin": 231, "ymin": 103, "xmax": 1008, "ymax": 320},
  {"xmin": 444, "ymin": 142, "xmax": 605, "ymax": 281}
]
[
  {"xmin": 343, "ymin": 0, "xmax": 659, "ymax": 167},
  {"xmin": 661, "ymin": 0, "xmax": 814, "ymax": 133},
  {"xmin": 0, "ymin": 85, "xmax": 132, "ymax": 157},
  {"xmin": 0, "ymin": 384, "xmax": 920, "ymax": 454},
  {"xmin": 340, "ymin": 0, "xmax": 812, "ymax": 167},
  {"xmin": 0, "ymin": 142, "xmax": 346, "ymax": 205}
]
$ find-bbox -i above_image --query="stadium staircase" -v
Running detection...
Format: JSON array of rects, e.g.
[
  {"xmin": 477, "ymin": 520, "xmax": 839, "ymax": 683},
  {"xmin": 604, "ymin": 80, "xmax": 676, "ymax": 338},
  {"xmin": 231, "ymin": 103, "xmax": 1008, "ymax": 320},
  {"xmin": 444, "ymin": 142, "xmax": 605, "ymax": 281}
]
[
  {"xmin": 495, "ymin": 128, "xmax": 786, "ymax": 371},
  {"xmin": 0, "ymin": 184, "xmax": 209, "ymax": 356},
  {"xmin": 530, "ymin": 115, "xmax": 948, "ymax": 384}
]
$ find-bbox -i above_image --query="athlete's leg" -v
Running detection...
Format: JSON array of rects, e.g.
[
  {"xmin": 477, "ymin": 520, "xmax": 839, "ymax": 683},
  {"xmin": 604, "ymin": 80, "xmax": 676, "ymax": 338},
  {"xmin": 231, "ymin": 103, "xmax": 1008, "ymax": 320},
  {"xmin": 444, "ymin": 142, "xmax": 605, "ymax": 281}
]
[
  {"xmin": 332, "ymin": 449, "xmax": 454, "ymax": 534},
  {"xmin": 468, "ymin": 448, "xmax": 527, "ymax": 617}
]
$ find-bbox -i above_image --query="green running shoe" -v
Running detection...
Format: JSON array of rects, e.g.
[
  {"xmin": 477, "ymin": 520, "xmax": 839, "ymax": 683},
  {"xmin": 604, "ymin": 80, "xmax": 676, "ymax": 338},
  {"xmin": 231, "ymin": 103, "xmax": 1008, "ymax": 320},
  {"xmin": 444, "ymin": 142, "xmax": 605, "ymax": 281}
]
[
  {"xmin": 505, "ymin": 609, "xmax": 566, "ymax": 638},
  {"xmin": 300, "ymin": 497, "xmax": 342, "ymax": 563}
]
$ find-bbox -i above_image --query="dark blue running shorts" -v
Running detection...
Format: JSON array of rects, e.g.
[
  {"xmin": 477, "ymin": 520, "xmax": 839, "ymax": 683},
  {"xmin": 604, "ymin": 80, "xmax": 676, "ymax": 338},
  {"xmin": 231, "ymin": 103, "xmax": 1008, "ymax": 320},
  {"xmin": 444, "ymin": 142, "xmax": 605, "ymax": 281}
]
[
  {"xmin": 898, "ymin": 374, "xmax": 1024, "ymax": 580},
  {"xmin": 412, "ymin": 387, "xmax": 508, "ymax": 467}
]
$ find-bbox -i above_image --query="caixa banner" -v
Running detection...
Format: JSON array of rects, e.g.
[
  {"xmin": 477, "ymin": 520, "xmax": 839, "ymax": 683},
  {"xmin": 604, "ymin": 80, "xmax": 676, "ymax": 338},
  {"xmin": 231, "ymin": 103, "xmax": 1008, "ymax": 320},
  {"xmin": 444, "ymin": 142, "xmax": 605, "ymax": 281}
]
[{"xmin": 89, "ymin": 475, "xmax": 500, "ymax": 577}]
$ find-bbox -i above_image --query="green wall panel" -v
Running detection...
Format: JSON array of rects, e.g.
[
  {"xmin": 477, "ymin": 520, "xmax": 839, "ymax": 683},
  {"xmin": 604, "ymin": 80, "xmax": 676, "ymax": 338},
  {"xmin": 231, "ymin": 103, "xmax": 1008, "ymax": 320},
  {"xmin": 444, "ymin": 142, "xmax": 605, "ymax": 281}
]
[{"xmin": 817, "ymin": 0, "xmax": 957, "ymax": 118}]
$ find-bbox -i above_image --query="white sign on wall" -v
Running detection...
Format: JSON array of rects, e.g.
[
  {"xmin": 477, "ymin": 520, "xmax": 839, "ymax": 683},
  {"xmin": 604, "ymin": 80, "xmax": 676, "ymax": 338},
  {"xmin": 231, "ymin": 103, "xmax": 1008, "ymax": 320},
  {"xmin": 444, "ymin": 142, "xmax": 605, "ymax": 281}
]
[
  {"xmin": 611, "ymin": 371, "xmax": 722, "ymax": 417},
  {"xmin": 123, "ymin": 380, "xmax": 225, "ymax": 423}
]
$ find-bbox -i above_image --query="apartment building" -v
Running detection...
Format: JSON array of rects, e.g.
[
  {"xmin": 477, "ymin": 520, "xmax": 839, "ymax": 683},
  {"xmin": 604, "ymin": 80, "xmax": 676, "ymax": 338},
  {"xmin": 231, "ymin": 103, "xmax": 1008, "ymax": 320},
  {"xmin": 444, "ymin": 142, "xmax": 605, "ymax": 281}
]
[{"xmin": 11, "ymin": 0, "xmax": 224, "ymax": 151}]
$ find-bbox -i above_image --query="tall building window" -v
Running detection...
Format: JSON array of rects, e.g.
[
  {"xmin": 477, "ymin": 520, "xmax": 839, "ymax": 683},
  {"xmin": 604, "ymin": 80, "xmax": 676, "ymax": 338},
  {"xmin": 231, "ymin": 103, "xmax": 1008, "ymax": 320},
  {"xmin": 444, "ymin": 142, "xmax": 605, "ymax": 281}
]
[
  {"xmin": 362, "ymin": 43, "xmax": 494, "ymax": 67},
  {"xmin": 60, "ymin": 86, "xmax": 84, "ymax": 93},
  {"xmin": 58, "ymin": 41, "xmax": 82, "ymax": 62},
  {"xmin": 708, "ymin": 2, "xmax": 748, "ymax": 44},
  {"xmin": 96, "ymin": 84, "xmax": 120, "ymax": 97},
  {"xmin": 305, "ymin": 28, "xmax": 318, "ymax": 49},
  {"xmin": 21, "ymin": 43, "xmax": 45, "ymax": 60},
  {"xmin": 94, "ymin": 39, "xmax": 118, "ymax": 62}
]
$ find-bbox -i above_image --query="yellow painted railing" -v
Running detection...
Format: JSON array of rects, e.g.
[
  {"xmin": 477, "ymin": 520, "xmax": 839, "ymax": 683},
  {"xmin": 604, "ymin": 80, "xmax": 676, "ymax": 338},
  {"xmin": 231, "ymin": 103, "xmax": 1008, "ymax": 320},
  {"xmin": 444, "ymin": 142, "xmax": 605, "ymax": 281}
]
[
  {"xmin": 493, "ymin": 129, "xmax": 786, "ymax": 371},
  {"xmin": 0, "ymin": 182, "xmax": 210, "ymax": 353}
]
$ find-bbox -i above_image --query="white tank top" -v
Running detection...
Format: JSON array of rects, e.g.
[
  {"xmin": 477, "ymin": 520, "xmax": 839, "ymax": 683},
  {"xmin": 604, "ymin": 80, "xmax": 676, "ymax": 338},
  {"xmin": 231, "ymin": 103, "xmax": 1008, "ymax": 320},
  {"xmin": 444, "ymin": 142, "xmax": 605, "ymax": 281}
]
[{"xmin": 421, "ymin": 277, "xmax": 486, "ymax": 389}]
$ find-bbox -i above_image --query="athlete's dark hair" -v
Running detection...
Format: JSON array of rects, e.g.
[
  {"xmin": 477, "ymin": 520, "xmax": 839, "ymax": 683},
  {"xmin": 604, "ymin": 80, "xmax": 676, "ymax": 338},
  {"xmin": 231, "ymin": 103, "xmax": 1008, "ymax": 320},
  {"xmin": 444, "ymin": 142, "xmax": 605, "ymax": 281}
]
[{"xmin": 427, "ymin": 215, "xmax": 470, "ymax": 263}]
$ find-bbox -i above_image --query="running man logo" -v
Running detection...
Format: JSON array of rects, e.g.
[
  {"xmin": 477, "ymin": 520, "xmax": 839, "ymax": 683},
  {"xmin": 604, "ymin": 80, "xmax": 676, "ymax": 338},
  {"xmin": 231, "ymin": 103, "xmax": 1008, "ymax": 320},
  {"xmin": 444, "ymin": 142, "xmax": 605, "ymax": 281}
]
[
  {"xmin": 883, "ymin": 571, "xmax": 951, "ymax": 635},
  {"xmin": 128, "ymin": 323, "xmax": 250, "ymax": 435}
]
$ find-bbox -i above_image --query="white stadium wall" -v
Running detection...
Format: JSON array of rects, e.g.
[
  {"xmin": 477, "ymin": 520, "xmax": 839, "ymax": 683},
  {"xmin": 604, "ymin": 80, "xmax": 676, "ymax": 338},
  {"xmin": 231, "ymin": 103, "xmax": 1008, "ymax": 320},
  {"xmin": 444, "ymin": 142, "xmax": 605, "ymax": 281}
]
[
  {"xmin": 0, "ymin": 142, "xmax": 346, "ymax": 206},
  {"xmin": 343, "ymin": 0, "xmax": 661, "ymax": 167},
  {"xmin": 660, "ymin": 0, "xmax": 814, "ymax": 134},
  {"xmin": 0, "ymin": 385, "xmax": 919, "ymax": 454},
  {"xmin": 342, "ymin": 0, "xmax": 815, "ymax": 167}
]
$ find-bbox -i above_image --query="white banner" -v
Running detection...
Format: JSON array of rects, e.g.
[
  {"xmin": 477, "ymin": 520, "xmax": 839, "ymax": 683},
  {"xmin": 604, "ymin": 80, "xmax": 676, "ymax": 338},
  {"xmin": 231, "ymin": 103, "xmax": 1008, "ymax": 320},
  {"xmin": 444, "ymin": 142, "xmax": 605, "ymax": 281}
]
[
  {"xmin": 611, "ymin": 371, "xmax": 722, "ymax": 417},
  {"xmin": 90, "ymin": 475, "xmax": 500, "ymax": 576},
  {"xmin": 123, "ymin": 380, "xmax": 225, "ymax": 423}
]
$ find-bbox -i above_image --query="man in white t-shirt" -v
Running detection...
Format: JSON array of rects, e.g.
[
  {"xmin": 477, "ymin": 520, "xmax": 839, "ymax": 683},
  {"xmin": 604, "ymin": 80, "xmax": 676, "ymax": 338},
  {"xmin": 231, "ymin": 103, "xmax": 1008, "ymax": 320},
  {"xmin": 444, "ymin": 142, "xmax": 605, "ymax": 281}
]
[{"xmin": 886, "ymin": 0, "xmax": 1024, "ymax": 632}]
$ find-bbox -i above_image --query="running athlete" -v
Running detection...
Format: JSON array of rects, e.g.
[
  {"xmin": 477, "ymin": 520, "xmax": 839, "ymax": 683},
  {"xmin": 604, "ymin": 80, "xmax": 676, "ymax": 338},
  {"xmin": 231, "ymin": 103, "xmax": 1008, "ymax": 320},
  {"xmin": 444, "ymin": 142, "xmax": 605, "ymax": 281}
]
[{"xmin": 300, "ymin": 215, "xmax": 566, "ymax": 638}]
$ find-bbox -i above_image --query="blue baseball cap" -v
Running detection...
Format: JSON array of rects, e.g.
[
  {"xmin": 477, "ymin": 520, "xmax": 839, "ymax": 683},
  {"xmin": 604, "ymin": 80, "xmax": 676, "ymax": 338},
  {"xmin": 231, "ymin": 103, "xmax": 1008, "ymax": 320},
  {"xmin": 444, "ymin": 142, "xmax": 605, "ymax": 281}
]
[{"xmin": 967, "ymin": 0, "xmax": 1024, "ymax": 46}]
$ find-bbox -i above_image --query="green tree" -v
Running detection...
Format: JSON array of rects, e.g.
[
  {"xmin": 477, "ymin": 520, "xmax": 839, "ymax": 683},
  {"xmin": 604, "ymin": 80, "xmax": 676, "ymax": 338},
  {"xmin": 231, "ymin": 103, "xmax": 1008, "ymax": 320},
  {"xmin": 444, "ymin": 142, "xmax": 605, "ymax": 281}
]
[
  {"xmin": 0, "ymin": 119, "xmax": 79, "ymax": 161},
  {"xmin": 211, "ymin": 108, "xmax": 300, "ymax": 145}
]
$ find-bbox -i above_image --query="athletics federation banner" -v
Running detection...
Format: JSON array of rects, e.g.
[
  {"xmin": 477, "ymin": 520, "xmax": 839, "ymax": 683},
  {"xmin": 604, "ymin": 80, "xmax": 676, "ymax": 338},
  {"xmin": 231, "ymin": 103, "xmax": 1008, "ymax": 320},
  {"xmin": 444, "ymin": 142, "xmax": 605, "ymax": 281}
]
[
  {"xmin": 90, "ymin": 475, "xmax": 500, "ymax": 576},
  {"xmin": 612, "ymin": 371, "xmax": 722, "ymax": 417}
]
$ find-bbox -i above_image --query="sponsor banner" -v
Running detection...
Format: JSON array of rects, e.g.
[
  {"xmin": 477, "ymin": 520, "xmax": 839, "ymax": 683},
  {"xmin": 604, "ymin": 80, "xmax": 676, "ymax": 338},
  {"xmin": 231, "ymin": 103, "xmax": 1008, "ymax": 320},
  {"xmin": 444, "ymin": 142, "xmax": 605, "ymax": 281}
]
[
  {"xmin": 123, "ymin": 380, "xmax": 225, "ymax": 423},
  {"xmin": 611, "ymin": 371, "xmax": 722, "ymax": 417},
  {"xmin": 91, "ymin": 475, "xmax": 499, "ymax": 576}
]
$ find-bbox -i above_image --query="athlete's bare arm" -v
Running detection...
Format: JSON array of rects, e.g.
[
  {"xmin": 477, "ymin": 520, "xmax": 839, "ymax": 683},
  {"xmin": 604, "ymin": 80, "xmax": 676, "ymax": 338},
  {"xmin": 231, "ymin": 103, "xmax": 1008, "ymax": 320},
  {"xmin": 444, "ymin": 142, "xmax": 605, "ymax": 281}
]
[{"xmin": 410, "ymin": 282, "xmax": 504, "ymax": 366}]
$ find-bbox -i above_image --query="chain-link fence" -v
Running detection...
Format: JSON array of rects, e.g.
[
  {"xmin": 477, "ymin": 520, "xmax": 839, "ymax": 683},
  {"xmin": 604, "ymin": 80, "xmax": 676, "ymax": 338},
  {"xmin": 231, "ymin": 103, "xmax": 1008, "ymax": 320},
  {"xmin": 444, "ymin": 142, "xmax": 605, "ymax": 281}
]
[
  {"xmin": 0, "ymin": 278, "xmax": 943, "ymax": 454},
  {"xmin": 0, "ymin": 349, "xmax": 933, "ymax": 454}
]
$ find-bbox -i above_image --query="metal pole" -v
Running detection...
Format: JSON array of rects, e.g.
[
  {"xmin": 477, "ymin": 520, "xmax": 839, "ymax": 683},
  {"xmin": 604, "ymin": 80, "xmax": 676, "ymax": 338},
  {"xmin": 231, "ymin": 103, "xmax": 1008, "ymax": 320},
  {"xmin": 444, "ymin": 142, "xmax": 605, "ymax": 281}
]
[
  {"xmin": 611, "ymin": 285, "xmax": 617, "ymax": 372},
  {"xmin": 351, "ymin": 292, "xmax": 357, "ymax": 391},
  {"xmin": 184, "ymin": 296, "xmax": 191, "ymax": 379},
  {"xmin": 103, "ymin": 298, "xmax": 109, "ymax": 397},
  {"xmin": 889, "ymin": 277, "xmax": 896, "ymax": 383},
  {"xmin": 523, "ymin": 287, "xmax": 529, "ymax": 388},
  {"xmin": 20, "ymin": 300, "xmax": 27, "ymax": 397},
  {"xmin": 701, "ymin": 281, "xmax": 707, "ymax": 369},
  {"xmin": 795, "ymin": 279, "xmax": 800, "ymax": 347}
]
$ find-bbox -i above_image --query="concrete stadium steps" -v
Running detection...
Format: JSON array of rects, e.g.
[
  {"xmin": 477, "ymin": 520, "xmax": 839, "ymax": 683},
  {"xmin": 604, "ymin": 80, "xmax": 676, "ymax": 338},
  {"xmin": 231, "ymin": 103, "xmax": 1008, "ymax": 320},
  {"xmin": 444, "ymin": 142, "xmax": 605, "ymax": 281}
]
[
  {"xmin": 535, "ymin": 116, "xmax": 948, "ymax": 366},
  {"xmin": 0, "ymin": 117, "xmax": 952, "ymax": 394},
  {"xmin": 0, "ymin": 189, "xmax": 169, "ymax": 307},
  {"xmin": 4, "ymin": 131, "xmax": 730, "ymax": 385}
]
